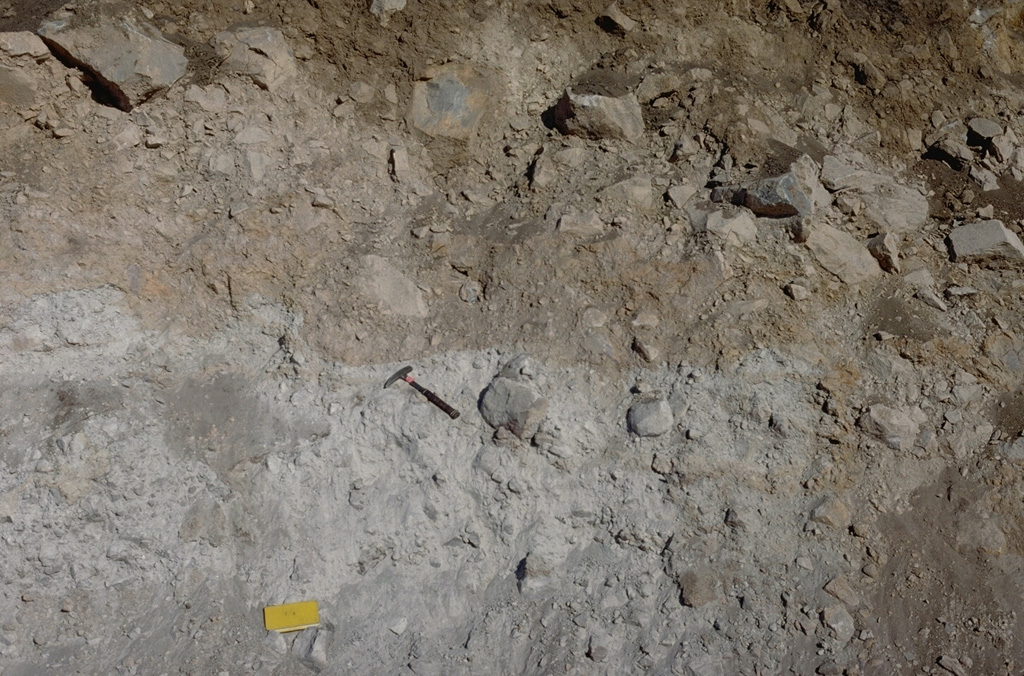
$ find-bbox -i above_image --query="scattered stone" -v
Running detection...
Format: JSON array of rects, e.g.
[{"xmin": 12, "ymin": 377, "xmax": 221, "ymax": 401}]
[
  {"xmin": 947, "ymin": 220, "xmax": 1024, "ymax": 265},
  {"xmin": 551, "ymin": 74, "xmax": 644, "ymax": 142},
  {"xmin": 784, "ymin": 282, "xmax": 810, "ymax": 301},
  {"xmin": 937, "ymin": 655, "xmax": 968, "ymax": 676},
  {"xmin": 212, "ymin": 27, "xmax": 298, "ymax": 94},
  {"xmin": 823, "ymin": 575, "xmax": 861, "ymax": 606},
  {"xmin": 666, "ymin": 183, "xmax": 697, "ymax": 209},
  {"xmin": 0, "ymin": 64, "xmax": 37, "ymax": 107},
  {"xmin": 805, "ymin": 224, "xmax": 881, "ymax": 285},
  {"xmin": 969, "ymin": 165, "xmax": 1000, "ymax": 192},
  {"xmin": 689, "ymin": 204, "xmax": 757, "ymax": 246},
  {"xmin": 631, "ymin": 337, "xmax": 659, "ymax": 363},
  {"xmin": 598, "ymin": 175, "xmax": 654, "ymax": 210},
  {"xmin": 369, "ymin": 0, "xmax": 407, "ymax": 26},
  {"xmin": 557, "ymin": 210, "xmax": 604, "ymax": 236},
  {"xmin": 821, "ymin": 605, "xmax": 855, "ymax": 643},
  {"xmin": 722, "ymin": 155, "xmax": 829, "ymax": 218},
  {"xmin": 37, "ymin": 11, "xmax": 188, "ymax": 110},
  {"xmin": 627, "ymin": 397, "xmax": 674, "ymax": 437},
  {"xmin": 866, "ymin": 232, "xmax": 901, "ymax": 273},
  {"xmin": 810, "ymin": 495, "xmax": 851, "ymax": 529},
  {"xmin": 480, "ymin": 376, "xmax": 548, "ymax": 440},
  {"xmin": 598, "ymin": 2, "xmax": 637, "ymax": 34},
  {"xmin": 587, "ymin": 635, "xmax": 610, "ymax": 662},
  {"xmin": 312, "ymin": 194, "xmax": 335, "ymax": 209},
  {"xmin": 820, "ymin": 156, "xmax": 929, "ymax": 232},
  {"xmin": 636, "ymin": 71, "xmax": 684, "ymax": 104},
  {"xmin": 858, "ymin": 404, "xmax": 921, "ymax": 450},
  {"xmin": 516, "ymin": 553, "xmax": 555, "ymax": 596},
  {"xmin": 389, "ymin": 617, "xmax": 408, "ymax": 635},
  {"xmin": 968, "ymin": 117, "xmax": 1002, "ymax": 141},
  {"xmin": 0, "ymin": 32, "xmax": 50, "ymax": 60},
  {"xmin": 407, "ymin": 63, "xmax": 499, "ymax": 140},
  {"xmin": 915, "ymin": 287, "xmax": 948, "ymax": 312},
  {"xmin": 349, "ymin": 81, "xmax": 375, "ymax": 104}
]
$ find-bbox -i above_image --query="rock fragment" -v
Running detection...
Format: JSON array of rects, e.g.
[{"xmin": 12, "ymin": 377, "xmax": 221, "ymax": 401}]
[
  {"xmin": 805, "ymin": 224, "xmax": 881, "ymax": 285},
  {"xmin": 947, "ymin": 220, "xmax": 1024, "ymax": 265},
  {"xmin": 688, "ymin": 204, "xmax": 757, "ymax": 246},
  {"xmin": 37, "ymin": 11, "xmax": 188, "ymax": 110},
  {"xmin": 408, "ymin": 63, "xmax": 498, "ymax": 140},
  {"xmin": 212, "ymin": 27, "xmax": 298, "ymax": 94},
  {"xmin": 597, "ymin": 2, "xmax": 637, "ymax": 34},
  {"xmin": 810, "ymin": 495, "xmax": 851, "ymax": 529},
  {"xmin": 557, "ymin": 210, "xmax": 604, "ymax": 236},
  {"xmin": 552, "ymin": 75, "xmax": 644, "ymax": 142},
  {"xmin": 369, "ymin": 0, "xmax": 407, "ymax": 26},
  {"xmin": 820, "ymin": 155, "xmax": 929, "ymax": 232},
  {"xmin": 0, "ymin": 32, "xmax": 50, "ymax": 60},
  {"xmin": 720, "ymin": 154, "xmax": 829, "ymax": 218},
  {"xmin": 821, "ymin": 605, "xmax": 855, "ymax": 643},
  {"xmin": 598, "ymin": 175, "xmax": 654, "ymax": 210},
  {"xmin": 627, "ymin": 397, "xmax": 674, "ymax": 437},
  {"xmin": 968, "ymin": 117, "xmax": 1002, "ymax": 141},
  {"xmin": 480, "ymin": 370, "xmax": 548, "ymax": 440},
  {"xmin": 866, "ymin": 232, "xmax": 901, "ymax": 273},
  {"xmin": 858, "ymin": 404, "xmax": 921, "ymax": 450},
  {"xmin": 937, "ymin": 655, "xmax": 968, "ymax": 676}
]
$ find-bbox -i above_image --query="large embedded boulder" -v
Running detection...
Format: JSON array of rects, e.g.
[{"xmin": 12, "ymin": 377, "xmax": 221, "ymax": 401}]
[{"xmin": 37, "ymin": 9, "xmax": 187, "ymax": 110}]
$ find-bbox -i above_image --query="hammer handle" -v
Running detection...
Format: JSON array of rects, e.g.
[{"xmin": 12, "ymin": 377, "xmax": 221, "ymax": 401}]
[{"xmin": 408, "ymin": 380, "xmax": 460, "ymax": 419}]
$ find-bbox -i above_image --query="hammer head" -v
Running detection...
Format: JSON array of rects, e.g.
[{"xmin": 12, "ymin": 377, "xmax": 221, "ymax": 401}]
[{"xmin": 384, "ymin": 365, "xmax": 413, "ymax": 389}]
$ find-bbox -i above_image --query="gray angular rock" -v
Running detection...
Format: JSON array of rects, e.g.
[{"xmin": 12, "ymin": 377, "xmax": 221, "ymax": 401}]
[
  {"xmin": 866, "ymin": 232, "xmax": 901, "ymax": 273},
  {"xmin": 821, "ymin": 605, "xmax": 855, "ymax": 643},
  {"xmin": 805, "ymin": 224, "xmax": 881, "ymax": 285},
  {"xmin": 627, "ymin": 397, "xmax": 674, "ymax": 437},
  {"xmin": 727, "ymin": 154, "xmax": 829, "ymax": 218},
  {"xmin": 369, "ymin": 0, "xmax": 407, "ymax": 26},
  {"xmin": 820, "ymin": 155, "xmax": 929, "ymax": 232},
  {"xmin": 552, "ymin": 82, "xmax": 644, "ymax": 142},
  {"xmin": 810, "ymin": 495, "xmax": 851, "ymax": 529},
  {"xmin": 407, "ymin": 63, "xmax": 499, "ymax": 140},
  {"xmin": 858, "ymin": 404, "xmax": 920, "ymax": 450},
  {"xmin": 948, "ymin": 220, "xmax": 1024, "ymax": 265},
  {"xmin": 598, "ymin": 2, "xmax": 637, "ymax": 34},
  {"xmin": 212, "ymin": 27, "xmax": 298, "ymax": 94},
  {"xmin": 37, "ymin": 11, "xmax": 187, "ymax": 110},
  {"xmin": 0, "ymin": 32, "xmax": 50, "ymax": 60},
  {"xmin": 688, "ymin": 204, "xmax": 757, "ymax": 246},
  {"xmin": 968, "ymin": 117, "xmax": 1002, "ymax": 140},
  {"xmin": 480, "ymin": 377, "xmax": 548, "ymax": 439}
]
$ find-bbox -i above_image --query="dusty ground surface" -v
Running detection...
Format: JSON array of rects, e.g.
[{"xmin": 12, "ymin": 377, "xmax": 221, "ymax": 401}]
[{"xmin": 3, "ymin": 0, "xmax": 1024, "ymax": 674}]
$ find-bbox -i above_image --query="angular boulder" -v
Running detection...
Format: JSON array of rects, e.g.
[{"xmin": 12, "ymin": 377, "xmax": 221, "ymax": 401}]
[
  {"xmin": 551, "ymin": 72, "xmax": 644, "ymax": 142},
  {"xmin": 212, "ymin": 27, "xmax": 298, "ymax": 94},
  {"xmin": 728, "ymin": 154, "xmax": 830, "ymax": 218},
  {"xmin": 858, "ymin": 404, "xmax": 920, "ymax": 450},
  {"xmin": 820, "ymin": 155, "xmax": 930, "ymax": 232},
  {"xmin": 805, "ymin": 224, "xmax": 881, "ymax": 285},
  {"xmin": 947, "ymin": 220, "xmax": 1024, "ymax": 265},
  {"xmin": 37, "ymin": 10, "xmax": 187, "ymax": 110}
]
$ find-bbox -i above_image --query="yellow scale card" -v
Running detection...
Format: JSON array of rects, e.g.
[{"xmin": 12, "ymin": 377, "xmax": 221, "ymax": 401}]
[{"xmin": 263, "ymin": 600, "xmax": 320, "ymax": 632}]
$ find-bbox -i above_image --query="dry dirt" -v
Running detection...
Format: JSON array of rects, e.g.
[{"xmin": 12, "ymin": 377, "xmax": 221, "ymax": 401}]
[{"xmin": 3, "ymin": 0, "xmax": 1024, "ymax": 675}]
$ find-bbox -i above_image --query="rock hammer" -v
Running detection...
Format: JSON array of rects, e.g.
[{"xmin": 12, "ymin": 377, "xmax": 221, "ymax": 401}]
[{"xmin": 384, "ymin": 366, "xmax": 460, "ymax": 419}]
